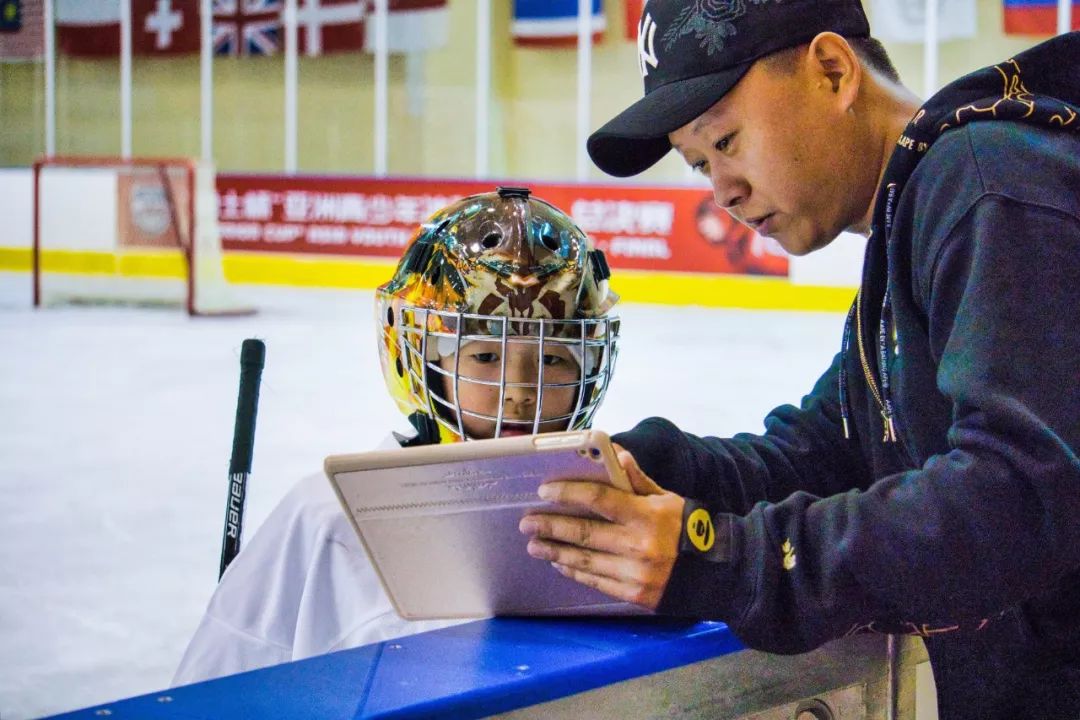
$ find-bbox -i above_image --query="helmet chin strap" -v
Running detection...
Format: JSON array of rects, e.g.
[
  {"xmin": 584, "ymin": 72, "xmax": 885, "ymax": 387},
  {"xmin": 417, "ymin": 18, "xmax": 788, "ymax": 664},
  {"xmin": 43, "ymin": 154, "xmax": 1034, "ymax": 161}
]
[{"xmin": 397, "ymin": 412, "xmax": 443, "ymax": 447}]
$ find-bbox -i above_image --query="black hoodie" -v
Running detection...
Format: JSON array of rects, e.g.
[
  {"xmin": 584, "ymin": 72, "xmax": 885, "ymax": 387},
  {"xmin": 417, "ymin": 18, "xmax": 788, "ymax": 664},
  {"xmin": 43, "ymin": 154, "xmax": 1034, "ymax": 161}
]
[{"xmin": 614, "ymin": 33, "xmax": 1080, "ymax": 720}]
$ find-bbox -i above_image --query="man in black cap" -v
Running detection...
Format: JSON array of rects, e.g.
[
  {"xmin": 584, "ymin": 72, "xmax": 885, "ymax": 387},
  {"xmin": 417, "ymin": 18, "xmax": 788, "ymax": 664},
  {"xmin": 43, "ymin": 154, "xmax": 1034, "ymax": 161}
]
[{"xmin": 518, "ymin": 2, "xmax": 1080, "ymax": 718}]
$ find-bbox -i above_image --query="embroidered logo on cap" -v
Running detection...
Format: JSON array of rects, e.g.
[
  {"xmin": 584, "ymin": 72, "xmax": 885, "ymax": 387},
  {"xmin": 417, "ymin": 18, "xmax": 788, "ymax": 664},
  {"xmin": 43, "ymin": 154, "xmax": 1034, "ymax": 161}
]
[
  {"xmin": 638, "ymin": 12, "xmax": 659, "ymax": 77},
  {"xmin": 661, "ymin": 0, "xmax": 783, "ymax": 56}
]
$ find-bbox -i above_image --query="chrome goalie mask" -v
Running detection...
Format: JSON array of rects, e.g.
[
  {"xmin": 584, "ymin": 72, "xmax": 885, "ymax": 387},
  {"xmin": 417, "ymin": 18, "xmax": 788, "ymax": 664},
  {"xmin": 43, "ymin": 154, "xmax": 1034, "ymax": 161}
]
[{"xmin": 375, "ymin": 187, "xmax": 620, "ymax": 443}]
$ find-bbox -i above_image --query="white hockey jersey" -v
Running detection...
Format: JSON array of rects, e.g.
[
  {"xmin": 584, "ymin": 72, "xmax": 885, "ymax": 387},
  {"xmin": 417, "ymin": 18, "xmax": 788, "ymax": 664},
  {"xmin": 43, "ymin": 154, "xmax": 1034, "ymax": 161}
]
[{"xmin": 172, "ymin": 439, "xmax": 466, "ymax": 686}]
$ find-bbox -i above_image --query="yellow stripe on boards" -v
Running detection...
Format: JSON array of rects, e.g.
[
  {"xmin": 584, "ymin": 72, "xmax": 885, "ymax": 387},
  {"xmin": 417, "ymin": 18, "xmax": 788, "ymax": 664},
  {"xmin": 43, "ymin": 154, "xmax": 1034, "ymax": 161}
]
[
  {"xmin": 222, "ymin": 252, "xmax": 397, "ymax": 289},
  {"xmin": 117, "ymin": 252, "xmax": 186, "ymax": 278},
  {"xmin": 0, "ymin": 249, "xmax": 187, "ymax": 277},
  {"xmin": 0, "ymin": 247, "xmax": 31, "ymax": 271},
  {"xmin": 612, "ymin": 270, "xmax": 856, "ymax": 312},
  {"xmin": 51, "ymin": 250, "xmax": 119, "ymax": 275},
  {"xmin": 0, "ymin": 247, "xmax": 856, "ymax": 312}
]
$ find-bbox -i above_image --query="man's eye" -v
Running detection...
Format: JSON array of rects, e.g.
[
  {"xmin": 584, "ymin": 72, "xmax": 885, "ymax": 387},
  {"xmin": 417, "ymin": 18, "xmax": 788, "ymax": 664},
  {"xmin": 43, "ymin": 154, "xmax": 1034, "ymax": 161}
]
[
  {"xmin": 542, "ymin": 354, "xmax": 567, "ymax": 366},
  {"xmin": 691, "ymin": 160, "xmax": 709, "ymax": 176},
  {"xmin": 470, "ymin": 352, "xmax": 499, "ymax": 363},
  {"xmin": 715, "ymin": 132, "xmax": 736, "ymax": 153}
]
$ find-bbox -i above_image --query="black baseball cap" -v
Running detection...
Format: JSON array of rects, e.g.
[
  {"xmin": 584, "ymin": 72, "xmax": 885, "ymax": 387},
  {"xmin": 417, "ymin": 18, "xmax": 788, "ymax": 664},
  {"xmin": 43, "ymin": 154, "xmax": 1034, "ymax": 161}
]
[{"xmin": 587, "ymin": 0, "xmax": 871, "ymax": 177}]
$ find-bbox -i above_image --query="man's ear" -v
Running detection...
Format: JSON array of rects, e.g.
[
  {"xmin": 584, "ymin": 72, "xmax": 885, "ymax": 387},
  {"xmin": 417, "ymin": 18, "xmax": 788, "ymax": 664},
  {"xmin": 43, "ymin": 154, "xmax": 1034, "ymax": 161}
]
[{"xmin": 806, "ymin": 32, "xmax": 861, "ymax": 111}]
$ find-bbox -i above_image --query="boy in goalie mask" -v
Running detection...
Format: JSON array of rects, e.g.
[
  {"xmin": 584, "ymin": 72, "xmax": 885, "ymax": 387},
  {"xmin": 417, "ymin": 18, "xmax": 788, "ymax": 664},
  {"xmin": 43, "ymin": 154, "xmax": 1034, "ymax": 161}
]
[{"xmin": 173, "ymin": 187, "xmax": 620, "ymax": 684}]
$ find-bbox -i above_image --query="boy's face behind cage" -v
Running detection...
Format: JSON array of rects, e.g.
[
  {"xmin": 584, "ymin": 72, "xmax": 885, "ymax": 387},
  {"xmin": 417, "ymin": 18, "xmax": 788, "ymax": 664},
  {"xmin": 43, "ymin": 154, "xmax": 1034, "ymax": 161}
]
[{"xmin": 436, "ymin": 338, "xmax": 582, "ymax": 440}]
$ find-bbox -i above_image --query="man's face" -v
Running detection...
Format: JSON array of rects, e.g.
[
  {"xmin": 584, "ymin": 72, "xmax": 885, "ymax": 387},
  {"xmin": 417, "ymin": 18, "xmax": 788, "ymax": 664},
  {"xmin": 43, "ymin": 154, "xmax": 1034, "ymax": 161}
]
[
  {"xmin": 438, "ymin": 339, "xmax": 580, "ymax": 439},
  {"xmin": 669, "ymin": 55, "xmax": 861, "ymax": 256}
]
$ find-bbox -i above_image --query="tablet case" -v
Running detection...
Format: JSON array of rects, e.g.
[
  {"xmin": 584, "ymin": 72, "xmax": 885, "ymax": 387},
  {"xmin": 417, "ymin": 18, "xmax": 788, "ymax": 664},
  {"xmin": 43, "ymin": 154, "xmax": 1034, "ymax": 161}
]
[{"xmin": 325, "ymin": 431, "xmax": 648, "ymax": 619}]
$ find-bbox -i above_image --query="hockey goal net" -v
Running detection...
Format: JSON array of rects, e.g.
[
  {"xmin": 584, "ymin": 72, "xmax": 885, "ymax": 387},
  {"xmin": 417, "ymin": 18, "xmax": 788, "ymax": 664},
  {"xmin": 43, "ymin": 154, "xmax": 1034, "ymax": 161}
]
[{"xmin": 33, "ymin": 156, "xmax": 253, "ymax": 316}]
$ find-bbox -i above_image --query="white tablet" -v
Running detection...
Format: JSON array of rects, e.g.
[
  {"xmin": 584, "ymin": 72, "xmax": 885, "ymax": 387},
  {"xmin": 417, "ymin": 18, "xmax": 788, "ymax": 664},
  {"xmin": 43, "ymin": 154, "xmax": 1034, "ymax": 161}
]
[{"xmin": 324, "ymin": 430, "xmax": 647, "ymax": 620}]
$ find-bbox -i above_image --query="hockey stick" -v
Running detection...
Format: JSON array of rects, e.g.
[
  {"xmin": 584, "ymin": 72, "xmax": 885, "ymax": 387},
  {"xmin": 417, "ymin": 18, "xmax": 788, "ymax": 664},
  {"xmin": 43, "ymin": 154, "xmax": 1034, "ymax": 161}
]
[{"xmin": 218, "ymin": 338, "xmax": 266, "ymax": 580}]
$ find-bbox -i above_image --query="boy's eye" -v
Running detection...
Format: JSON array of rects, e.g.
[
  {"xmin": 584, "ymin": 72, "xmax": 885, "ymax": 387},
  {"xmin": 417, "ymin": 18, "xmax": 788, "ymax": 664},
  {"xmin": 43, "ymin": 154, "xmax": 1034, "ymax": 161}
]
[
  {"xmin": 470, "ymin": 352, "xmax": 499, "ymax": 363},
  {"xmin": 542, "ymin": 353, "xmax": 567, "ymax": 366},
  {"xmin": 690, "ymin": 159, "xmax": 709, "ymax": 176}
]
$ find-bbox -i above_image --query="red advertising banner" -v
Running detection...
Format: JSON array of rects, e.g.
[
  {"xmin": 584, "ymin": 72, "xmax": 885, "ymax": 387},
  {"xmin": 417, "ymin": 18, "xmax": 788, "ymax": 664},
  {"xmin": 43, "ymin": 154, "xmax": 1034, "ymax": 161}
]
[{"xmin": 216, "ymin": 175, "xmax": 789, "ymax": 278}]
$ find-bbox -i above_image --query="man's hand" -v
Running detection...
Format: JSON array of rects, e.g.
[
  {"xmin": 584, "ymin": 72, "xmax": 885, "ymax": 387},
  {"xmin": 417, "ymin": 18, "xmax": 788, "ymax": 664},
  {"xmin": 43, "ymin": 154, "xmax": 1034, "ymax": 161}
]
[{"xmin": 518, "ymin": 444, "xmax": 685, "ymax": 610}]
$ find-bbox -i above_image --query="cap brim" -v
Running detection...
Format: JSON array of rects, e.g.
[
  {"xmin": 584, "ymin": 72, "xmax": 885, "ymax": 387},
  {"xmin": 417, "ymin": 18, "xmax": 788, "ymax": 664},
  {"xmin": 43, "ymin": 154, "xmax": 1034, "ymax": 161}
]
[{"xmin": 587, "ymin": 63, "xmax": 753, "ymax": 178}]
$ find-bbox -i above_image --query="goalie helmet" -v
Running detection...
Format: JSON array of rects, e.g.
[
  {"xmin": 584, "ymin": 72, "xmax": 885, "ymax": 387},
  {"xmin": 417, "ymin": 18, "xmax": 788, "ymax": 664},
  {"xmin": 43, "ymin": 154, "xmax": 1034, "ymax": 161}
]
[{"xmin": 375, "ymin": 187, "xmax": 620, "ymax": 443}]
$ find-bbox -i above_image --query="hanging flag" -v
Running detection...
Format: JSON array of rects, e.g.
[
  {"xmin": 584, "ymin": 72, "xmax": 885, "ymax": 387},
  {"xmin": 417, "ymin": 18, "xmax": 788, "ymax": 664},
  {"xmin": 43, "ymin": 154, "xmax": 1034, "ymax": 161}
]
[
  {"xmin": 624, "ymin": 0, "xmax": 643, "ymax": 41},
  {"xmin": 213, "ymin": 0, "xmax": 281, "ymax": 55},
  {"xmin": 266, "ymin": 0, "xmax": 450, "ymax": 57},
  {"xmin": 296, "ymin": 0, "xmax": 365, "ymax": 56},
  {"xmin": 512, "ymin": 0, "xmax": 604, "ymax": 47},
  {"xmin": 56, "ymin": 0, "xmax": 200, "ymax": 57},
  {"xmin": 1, "ymin": 0, "xmax": 44, "ymax": 61},
  {"xmin": 140, "ymin": 0, "xmax": 200, "ymax": 53},
  {"xmin": 360, "ymin": 0, "xmax": 448, "ymax": 53},
  {"xmin": 870, "ymin": 0, "xmax": 976, "ymax": 43},
  {"xmin": 53, "ymin": 0, "xmax": 446, "ymax": 58},
  {"xmin": 1003, "ymin": 0, "xmax": 1080, "ymax": 34},
  {"xmin": 1, "ymin": 0, "xmax": 21, "ymax": 31},
  {"xmin": 218, "ymin": 0, "xmax": 447, "ymax": 57},
  {"xmin": 56, "ymin": 0, "xmax": 119, "ymax": 56}
]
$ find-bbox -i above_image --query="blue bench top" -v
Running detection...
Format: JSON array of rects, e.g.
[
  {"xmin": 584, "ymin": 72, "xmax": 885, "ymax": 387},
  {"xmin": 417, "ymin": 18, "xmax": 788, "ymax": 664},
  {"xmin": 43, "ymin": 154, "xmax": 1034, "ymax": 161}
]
[{"xmin": 46, "ymin": 617, "xmax": 743, "ymax": 720}]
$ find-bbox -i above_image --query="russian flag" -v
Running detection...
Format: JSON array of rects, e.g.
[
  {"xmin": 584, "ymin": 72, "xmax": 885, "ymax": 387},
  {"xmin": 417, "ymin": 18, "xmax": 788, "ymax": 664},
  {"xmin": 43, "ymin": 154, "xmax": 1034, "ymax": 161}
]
[
  {"xmin": 1003, "ymin": 0, "xmax": 1080, "ymax": 34},
  {"xmin": 512, "ymin": 0, "xmax": 604, "ymax": 47}
]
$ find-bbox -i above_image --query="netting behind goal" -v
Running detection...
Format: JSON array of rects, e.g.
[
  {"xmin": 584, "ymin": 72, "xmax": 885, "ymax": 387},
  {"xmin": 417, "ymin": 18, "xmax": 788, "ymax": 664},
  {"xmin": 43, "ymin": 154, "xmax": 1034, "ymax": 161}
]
[{"xmin": 33, "ymin": 156, "xmax": 253, "ymax": 316}]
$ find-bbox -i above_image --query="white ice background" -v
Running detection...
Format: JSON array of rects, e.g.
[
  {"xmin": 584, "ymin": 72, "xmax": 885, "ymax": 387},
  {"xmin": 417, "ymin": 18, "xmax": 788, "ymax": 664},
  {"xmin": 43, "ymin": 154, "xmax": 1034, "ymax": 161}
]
[{"xmin": 0, "ymin": 274, "xmax": 846, "ymax": 719}]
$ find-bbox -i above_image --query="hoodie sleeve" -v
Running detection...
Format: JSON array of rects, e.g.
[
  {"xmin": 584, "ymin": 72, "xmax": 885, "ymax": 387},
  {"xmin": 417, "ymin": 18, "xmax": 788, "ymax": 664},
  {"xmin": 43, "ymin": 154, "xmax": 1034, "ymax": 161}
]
[
  {"xmin": 614, "ymin": 172, "xmax": 1080, "ymax": 656},
  {"xmin": 613, "ymin": 352, "xmax": 873, "ymax": 514},
  {"xmin": 613, "ymin": 411, "xmax": 882, "ymax": 654}
]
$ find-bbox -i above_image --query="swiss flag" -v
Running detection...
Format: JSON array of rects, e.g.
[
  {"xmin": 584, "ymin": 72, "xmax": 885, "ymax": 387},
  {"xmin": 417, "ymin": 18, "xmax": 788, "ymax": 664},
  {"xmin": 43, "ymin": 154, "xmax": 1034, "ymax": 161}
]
[
  {"xmin": 56, "ymin": 0, "xmax": 199, "ymax": 57},
  {"xmin": 141, "ymin": 0, "xmax": 199, "ymax": 52}
]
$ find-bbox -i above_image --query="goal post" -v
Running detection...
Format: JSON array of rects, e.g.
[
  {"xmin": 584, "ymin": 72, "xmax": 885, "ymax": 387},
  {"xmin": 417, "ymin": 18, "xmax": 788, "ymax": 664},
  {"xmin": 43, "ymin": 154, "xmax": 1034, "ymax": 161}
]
[{"xmin": 32, "ymin": 155, "xmax": 254, "ymax": 316}]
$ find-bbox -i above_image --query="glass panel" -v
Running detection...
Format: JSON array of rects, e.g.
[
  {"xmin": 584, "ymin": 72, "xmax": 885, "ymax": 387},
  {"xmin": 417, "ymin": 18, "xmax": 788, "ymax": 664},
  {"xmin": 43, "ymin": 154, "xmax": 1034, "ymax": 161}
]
[
  {"xmin": 0, "ymin": 60, "xmax": 43, "ymax": 165},
  {"xmin": 298, "ymin": 51, "xmax": 373, "ymax": 173},
  {"xmin": 55, "ymin": 53, "xmax": 122, "ymax": 157},
  {"xmin": 132, "ymin": 55, "xmax": 200, "ymax": 159},
  {"xmin": 384, "ymin": 0, "xmax": 476, "ymax": 179},
  {"xmin": 214, "ymin": 54, "xmax": 286, "ymax": 172},
  {"xmin": 0, "ymin": 1, "xmax": 1064, "ymax": 175}
]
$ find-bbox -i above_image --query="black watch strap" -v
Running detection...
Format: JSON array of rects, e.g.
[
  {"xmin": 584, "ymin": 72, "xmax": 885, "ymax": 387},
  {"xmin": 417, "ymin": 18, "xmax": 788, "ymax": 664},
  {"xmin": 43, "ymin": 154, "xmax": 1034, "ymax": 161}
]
[{"xmin": 678, "ymin": 499, "xmax": 732, "ymax": 564}]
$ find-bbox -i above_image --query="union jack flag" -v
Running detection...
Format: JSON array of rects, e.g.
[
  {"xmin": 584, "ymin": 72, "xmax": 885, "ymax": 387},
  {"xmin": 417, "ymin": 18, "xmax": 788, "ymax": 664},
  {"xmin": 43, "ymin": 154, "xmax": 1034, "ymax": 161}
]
[{"xmin": 213, "ymin": 0, "xmax": 282, "ymax": 56}]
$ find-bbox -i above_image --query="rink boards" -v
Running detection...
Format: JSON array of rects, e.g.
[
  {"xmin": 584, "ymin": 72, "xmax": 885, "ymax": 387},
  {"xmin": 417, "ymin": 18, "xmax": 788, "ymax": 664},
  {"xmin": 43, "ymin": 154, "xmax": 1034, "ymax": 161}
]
[{"xmin": 43, "ymin": 617, "xmax": 926, "ymax": 720}]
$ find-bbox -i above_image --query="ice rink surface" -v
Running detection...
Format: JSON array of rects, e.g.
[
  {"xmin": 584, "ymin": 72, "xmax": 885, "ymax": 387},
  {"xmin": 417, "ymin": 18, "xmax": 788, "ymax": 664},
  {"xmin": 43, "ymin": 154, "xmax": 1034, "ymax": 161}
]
[{"xmin": 0, "ymin": 272, "xmax": 848, "ymax": 719}]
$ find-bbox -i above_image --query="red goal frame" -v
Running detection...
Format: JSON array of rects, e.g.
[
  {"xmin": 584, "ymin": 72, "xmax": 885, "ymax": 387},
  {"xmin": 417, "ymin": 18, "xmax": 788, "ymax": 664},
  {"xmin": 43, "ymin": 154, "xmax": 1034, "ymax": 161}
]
[{"xmin": 32, "ymin": 155, "xmax": 250, "ymax": 317}]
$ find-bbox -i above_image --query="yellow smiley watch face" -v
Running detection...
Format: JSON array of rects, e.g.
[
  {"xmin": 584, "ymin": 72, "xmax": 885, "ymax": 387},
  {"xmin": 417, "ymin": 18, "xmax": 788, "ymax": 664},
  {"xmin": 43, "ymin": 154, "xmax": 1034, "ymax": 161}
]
[{"xmin": 686, "ymin": 508, "xmax": 715, "ymax": 552}]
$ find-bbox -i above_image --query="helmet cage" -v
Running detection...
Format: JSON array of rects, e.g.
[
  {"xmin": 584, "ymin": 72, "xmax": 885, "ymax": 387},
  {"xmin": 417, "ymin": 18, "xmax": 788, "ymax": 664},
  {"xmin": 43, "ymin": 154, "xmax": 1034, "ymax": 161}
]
[{"xmin": 394, "ymin": 305, "xmax": 619, "ymax": 441}]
